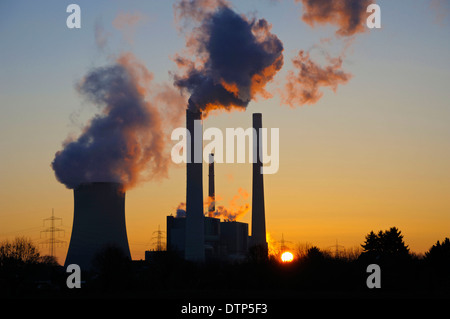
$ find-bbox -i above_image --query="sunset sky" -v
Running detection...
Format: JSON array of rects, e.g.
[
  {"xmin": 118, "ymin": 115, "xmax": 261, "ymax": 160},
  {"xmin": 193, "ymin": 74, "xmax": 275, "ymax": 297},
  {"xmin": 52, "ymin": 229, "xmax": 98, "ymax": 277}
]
[{"xmin": 1, "ymin": 0, "xmax": 450, "ymax": 264}]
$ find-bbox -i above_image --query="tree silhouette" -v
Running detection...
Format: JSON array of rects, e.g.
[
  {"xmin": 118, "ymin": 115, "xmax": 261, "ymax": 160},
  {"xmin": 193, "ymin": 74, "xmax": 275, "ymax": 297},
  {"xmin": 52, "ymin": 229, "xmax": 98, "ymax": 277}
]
[
  {"xmin": 359, "ymin": 227, "xmax": 413, "ymax": 290},
  {"xmin": 305, "ymin": 246, "xmax": 326, "ymax": 261},
  {"xmin": 425, "ymin": 237, "xmax": 450, "ymax": 264},
  {"xmin": 0, "ymin": 237, "xmax": 40, "ymax": 267},
  {"xmin": 0, "ymin": 237, "xmax": 47, "ymax": 296},
  {"xmin": 361, "ymin": 227, "xmax": 410, "ymax": 261},
  {"xmin": 424, "ymin": 237, "xmax": 450, "ymax": 290}
]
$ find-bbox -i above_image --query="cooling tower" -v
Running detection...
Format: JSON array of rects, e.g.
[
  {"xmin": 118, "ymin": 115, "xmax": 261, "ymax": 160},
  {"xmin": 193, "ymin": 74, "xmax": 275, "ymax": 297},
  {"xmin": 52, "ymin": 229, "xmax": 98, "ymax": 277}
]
[
  {"xmin": 250, "ymin": 113, "xmax": 268, "ymax": 252},
  {"xmin": 64, "ymin": 182, "xmax": 131, "ymax": 270},
  {"xmin": 208, "ymin": 153, "xmax": 215, "ymax": 217},
  {"xmin": 185, "ymin": 109, "xmax": 205, "ymax": 262}
]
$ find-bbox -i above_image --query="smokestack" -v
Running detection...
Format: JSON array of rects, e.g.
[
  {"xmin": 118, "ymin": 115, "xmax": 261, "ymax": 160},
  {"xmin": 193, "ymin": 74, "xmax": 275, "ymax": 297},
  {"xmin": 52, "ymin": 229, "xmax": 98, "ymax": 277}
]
[
  {"xmin": 185, "ymin": 109, "xmax": 205, "ymax": 262},
  {"xmin": 64, "ymin": 182, "xmax": 131, "ymax": 270},
  {"xmin": 208, "ymin": 153, "xmax": 215, "ymax": 217},
  {"xmin": 251, "ymin": 113, "xmax": 268, "ymax": 253}
]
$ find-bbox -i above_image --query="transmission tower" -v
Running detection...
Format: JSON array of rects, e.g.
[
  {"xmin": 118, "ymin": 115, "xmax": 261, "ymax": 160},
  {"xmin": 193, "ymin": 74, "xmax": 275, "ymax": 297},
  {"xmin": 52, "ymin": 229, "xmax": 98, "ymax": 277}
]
[
  {"xmin": 151, "ymin": 225, "xmax": 166, "ymax": 251},
  {"xmin": 276, "ymin": 233, "xmax": 292, "ymax": 253},
  {"xmin": 327, "ymin": 239, "xmax": 345, "ymax": 258},
  {"xmin": 40, "ymin": 209, "xmax": 66, "ymax": 258}
]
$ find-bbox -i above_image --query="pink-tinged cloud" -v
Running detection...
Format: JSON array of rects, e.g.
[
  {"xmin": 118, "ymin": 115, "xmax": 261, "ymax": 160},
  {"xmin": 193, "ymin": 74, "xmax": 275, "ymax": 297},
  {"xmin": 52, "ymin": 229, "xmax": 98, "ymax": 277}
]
[
  {"xmin": 283, "ymin": 50, "xmax": 352, "ymax": 107},
  {"xmin": 297, "ymin": 0, "xmax": 375, "ymax": 37}
]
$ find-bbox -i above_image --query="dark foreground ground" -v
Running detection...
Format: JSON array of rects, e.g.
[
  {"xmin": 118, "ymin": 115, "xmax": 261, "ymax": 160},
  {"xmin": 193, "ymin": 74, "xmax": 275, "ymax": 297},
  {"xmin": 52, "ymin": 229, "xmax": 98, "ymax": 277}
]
[{"xmin": 2, "ymin": 250, "xmax": 449, "ymax": 301}]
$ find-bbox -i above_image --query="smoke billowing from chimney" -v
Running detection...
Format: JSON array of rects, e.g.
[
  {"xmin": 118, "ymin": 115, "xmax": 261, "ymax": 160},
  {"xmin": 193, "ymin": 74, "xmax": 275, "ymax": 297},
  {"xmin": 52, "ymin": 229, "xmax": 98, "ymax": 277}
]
[
  {"xmin": 297, "ymin": 0, "xmax": 375, "ymax": 37},
  {"xmin": 175, "ymin": 202, "xmax": 187, "ymax": 218},
  {"xmin": 173, "ymin": 0, "xmax": 283, "ymax": 116},
  {"xmin": 283, "ymin": 49, "xmax": 352, "ymax": 107},
  {"xmin": 174, "ymin": 187, "xmax": 250, "ymax": 221},
  {"xmin": 206, "ymin": 187, "xmax": 250, "ymax": 221},
  {"xmin": 212, "ymin": 202, "xmax": 250, "ymax": 221},
  {"xmin": 52, "ymin": 53, "xmax": 174, "ymax": 190}
]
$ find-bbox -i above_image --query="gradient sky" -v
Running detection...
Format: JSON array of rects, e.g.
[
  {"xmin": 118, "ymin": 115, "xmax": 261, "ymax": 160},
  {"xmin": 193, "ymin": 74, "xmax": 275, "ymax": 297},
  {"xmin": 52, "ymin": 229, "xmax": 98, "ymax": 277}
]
[{"xmin": 1, "ymin": 0, "xmax": 450, "ymax": 264}]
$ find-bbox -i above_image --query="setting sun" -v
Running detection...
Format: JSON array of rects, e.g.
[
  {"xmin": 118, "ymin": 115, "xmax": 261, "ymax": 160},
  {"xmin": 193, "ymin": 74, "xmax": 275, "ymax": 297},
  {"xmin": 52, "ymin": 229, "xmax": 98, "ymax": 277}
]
[{"xmin": 281, "ymin": 251, "xmax": 294, "ymax": 263}]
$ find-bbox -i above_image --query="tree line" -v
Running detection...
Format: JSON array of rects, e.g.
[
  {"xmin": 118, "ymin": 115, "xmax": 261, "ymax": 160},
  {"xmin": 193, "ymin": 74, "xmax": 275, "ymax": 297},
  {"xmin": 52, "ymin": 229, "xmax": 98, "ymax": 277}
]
[{"xmin": 1, "ymin": 227, "xmax": 450, "ymax": 298}]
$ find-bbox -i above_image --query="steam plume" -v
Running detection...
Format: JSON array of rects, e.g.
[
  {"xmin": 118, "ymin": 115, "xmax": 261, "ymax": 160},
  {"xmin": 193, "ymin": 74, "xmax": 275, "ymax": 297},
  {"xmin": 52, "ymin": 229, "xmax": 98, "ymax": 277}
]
[
  {"xmin": 112, "ymin": 12, "xmax": 146, "ymax": 45},
  {"xmin": 175, "ymin": 202, "xmax": 187, "ymax": 218},
  {"xmin": 173, "ymin": 0, "xmax": 283, "ymax": 116},
  {"xmin": 212, "ymin": 203, "xmax": 250, "ymax": 222},
  {"xmin": 174, "ymin": 187, "xmax": 250, "ymax": 221},
  {"xmin": 283, "ymin": 50, "xmax": 352, "ymax": 107},
  {"xmin": 51, "ymin": 53, "xmax": 170, "ymax": 190},
  {"xmin": 206, "ymin": 187, "xmax": 250, "ymax": 221}
]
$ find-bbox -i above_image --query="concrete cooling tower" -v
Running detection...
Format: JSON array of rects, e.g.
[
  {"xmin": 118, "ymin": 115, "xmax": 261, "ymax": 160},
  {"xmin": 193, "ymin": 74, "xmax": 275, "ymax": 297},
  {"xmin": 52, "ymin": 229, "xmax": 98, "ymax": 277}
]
[{"xmin": 64, "ymin": 182, "xmax": 131, "ymax": 270}]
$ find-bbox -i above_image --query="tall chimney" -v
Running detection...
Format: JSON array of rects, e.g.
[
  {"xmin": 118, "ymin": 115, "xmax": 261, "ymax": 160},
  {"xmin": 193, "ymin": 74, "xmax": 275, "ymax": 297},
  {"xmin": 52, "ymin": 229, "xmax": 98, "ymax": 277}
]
[
  {"xmin": 208, "ymin": 153, "xmax": 215, "ymax": 217},
  {"xmin": 185, "ymin": 109, "xmax": 205, "ymax": 262},
  {"xmin": 64, "ymin": 182, "xmax": 131, "ymax": 270},
  {"xmin": 251, "ymin": 113, "xmax": 268, "ymax": 253}
]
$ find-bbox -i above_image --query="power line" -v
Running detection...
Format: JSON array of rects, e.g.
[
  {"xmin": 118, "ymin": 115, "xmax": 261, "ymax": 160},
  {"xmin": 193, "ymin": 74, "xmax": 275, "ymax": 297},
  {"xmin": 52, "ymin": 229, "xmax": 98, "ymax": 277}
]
[{"xmin": 0, "ymin": 226, "xmax": 42, "ymax": 238}]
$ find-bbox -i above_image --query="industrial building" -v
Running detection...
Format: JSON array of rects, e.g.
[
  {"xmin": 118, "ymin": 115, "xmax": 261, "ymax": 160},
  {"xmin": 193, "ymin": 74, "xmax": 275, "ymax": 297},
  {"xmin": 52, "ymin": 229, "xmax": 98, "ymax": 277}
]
[
  {"xmin": 166, "ymin": 215, "xmax": 249, "ymax": 261},
  {"xmin": 163, "ymin": 111, "xmax": 268, "ymax": 262}
]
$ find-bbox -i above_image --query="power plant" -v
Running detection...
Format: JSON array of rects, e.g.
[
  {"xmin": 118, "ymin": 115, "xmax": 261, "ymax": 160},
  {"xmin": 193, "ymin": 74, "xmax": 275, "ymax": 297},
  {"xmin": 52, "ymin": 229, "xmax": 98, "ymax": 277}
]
[
  {"xmin": 63, "ymin": 111, "xmax": 268, "ymax": 268},
  {"xmin": 64, "ymin": 182, "xmax": 131, "ymax": 270},
  {"xmin": 164, "ymin": 111, "xmax": 268, "ymax": 262}
]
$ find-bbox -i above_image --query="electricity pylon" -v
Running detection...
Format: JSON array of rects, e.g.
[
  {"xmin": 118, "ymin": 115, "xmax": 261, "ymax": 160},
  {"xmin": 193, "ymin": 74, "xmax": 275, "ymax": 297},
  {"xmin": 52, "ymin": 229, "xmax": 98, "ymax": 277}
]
[
  {"xmin": 40, "ymin": 209, "xmax": 66, "ymax": 258},
  {"xmin": 327, "ymin": 239, "xmax": 345, "ymax": 258},
  {"xmin": 151, "ymin": 225, "xmax": 166, "ymax": 251}
]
